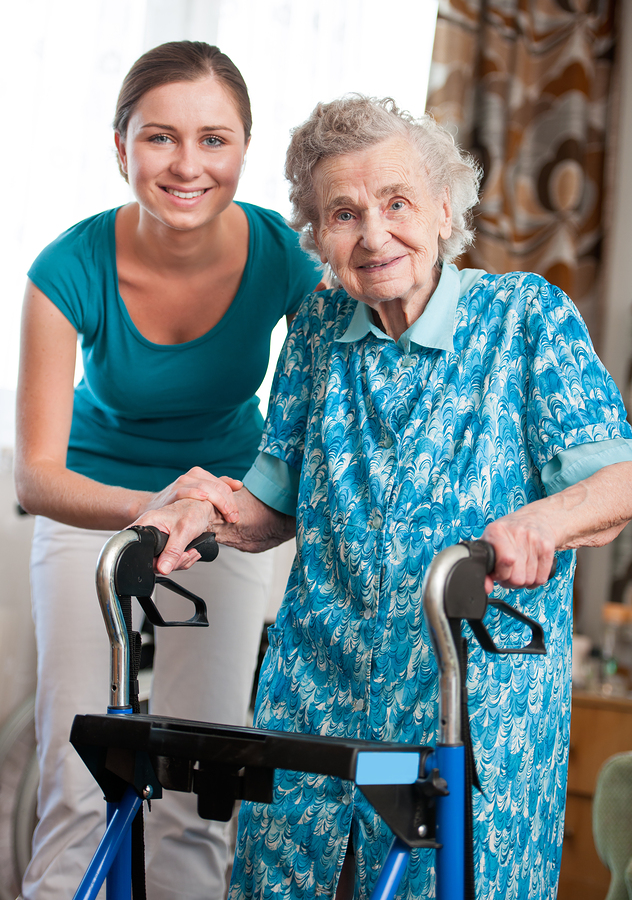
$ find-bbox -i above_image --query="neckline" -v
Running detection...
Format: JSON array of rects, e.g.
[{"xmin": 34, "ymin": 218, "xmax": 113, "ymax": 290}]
[{"xmin": 109, "ymin": 202, "xmax": 253, "ymax": 350}]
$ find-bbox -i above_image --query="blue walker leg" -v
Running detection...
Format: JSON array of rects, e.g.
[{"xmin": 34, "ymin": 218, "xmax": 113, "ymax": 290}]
[
  {"xmin": 371, "ymin": 837, "xmax": 411, "ymax": 900},
  {"xmin": 435, "ymin": 745, "xmax": 465, "ymax": 900},
  {"xmin": 72, "ymin": 785, "xmax": 142, "ymax": 900}
]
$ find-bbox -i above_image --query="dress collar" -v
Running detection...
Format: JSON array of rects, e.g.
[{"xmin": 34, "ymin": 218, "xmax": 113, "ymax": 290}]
[{"xmin": 336, "ymin": 264, "xmax": 485, "ymax": 353}]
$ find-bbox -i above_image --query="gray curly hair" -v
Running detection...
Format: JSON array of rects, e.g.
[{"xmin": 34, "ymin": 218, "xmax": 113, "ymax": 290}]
[{"xmin": 285, "ymin": 95, "xmax": 481, "ymax": 265}]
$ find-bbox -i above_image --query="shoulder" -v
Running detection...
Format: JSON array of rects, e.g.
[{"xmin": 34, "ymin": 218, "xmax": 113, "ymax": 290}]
[
  {"xmin": 454, "ymin": 270, "xmax": 588, "ymax": 357},
  {"xmin": 459, "ymin": 270, "xmax": 578, "ymax": 326},
  {"xmin": 27, "ymin": 208, "xmax": 118, "ymax": 335},
  {"xmin": 29, "ymin": 208, "xmax": 117, "ymax": 276},
  {"xmin": 237, "ymin": 201, "xmax": 309, "ymax": 255},
  {"xmin": 293, "ymin": 287, "xmax": 356, "ymax": 342},
  {"xmin": 237, "ymin": 202, "xmax": 321, "ymax": 312}
]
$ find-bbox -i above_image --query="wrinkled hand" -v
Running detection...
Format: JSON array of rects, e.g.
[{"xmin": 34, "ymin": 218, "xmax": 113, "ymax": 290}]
[
  {"xmin": 134, "ymin": 494, "xmax": 230, "ymax": 575},
  {"xmin": 482, "ymin": 507, "xmax": 557, "ymax": 593}
]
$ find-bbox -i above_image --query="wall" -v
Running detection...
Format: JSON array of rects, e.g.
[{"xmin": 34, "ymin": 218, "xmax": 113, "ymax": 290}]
[
  {"xmin": 0, "ymin": 448, "xmax": 35, "ymax": 730},
  {"xmin": 576, "ymin": 0, "xmax": 632, "ymax": 642}
]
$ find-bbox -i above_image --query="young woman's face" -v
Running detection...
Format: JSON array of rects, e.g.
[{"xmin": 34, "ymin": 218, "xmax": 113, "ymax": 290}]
[{"xmin": 115, "ymin": 76, "xmax": 249, "ymax": 232}]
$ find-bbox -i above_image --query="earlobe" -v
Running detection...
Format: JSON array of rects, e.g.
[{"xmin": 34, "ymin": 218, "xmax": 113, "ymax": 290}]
[
  {"xmin": 312, "ymin": 228, "xmax": 328, "ymax": 265},
  {"xmin": 240, "ymin": 136, "xmax": 251, "ymax": 176},
  {"xmin": 114, "ymin": 132, "xmax": 128, "ymax": 175},
  {"xmin": 440, "ymin": 192, "xmax": 453, "ymax": 240}
]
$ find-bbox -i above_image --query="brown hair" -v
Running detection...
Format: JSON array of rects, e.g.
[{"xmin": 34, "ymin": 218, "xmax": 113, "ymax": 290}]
[{"xmin": 114, "ymin": 40, "xmax": 252, "ymax": 160}]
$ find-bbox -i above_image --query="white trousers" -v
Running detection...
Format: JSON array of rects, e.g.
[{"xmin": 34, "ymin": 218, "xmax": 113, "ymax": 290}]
[{"xmin": 22, "ymin": 516, "xmax": 272, "ymax": 900}]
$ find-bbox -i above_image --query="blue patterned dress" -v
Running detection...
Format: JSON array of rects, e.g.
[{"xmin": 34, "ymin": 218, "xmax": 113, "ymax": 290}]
[{"xmin": 229, "ymin": 270, "xmax": 632, "ymax": 900}]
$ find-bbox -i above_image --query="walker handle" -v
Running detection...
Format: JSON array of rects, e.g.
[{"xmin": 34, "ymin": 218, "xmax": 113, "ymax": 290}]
[
  {"xmin": 138, "ymin": 525, "xmax": 219, "ymax": 562},
  {"xmin": 469, "ymin": 539, "xmax": 557, "ymax": 580}
]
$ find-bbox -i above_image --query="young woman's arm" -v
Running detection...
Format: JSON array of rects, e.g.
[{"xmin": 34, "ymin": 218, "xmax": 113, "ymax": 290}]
[{"xmin": 14, "ymin": 281, "xmax": 240, "ymax": 531}]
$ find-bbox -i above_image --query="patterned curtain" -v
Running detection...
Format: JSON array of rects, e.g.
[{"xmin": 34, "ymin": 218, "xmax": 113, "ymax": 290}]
[{"xmin": 426, "ymin": 0, "xmax": 618, "ymax": 345}]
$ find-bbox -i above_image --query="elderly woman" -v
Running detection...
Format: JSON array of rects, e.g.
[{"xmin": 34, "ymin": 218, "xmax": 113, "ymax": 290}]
[{"xmin": 137, "ymin": 96, "xmax": 632, "ymax": 900}]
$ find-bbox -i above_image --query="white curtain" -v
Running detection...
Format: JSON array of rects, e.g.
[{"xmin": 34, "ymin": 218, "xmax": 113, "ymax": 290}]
[
  {"xmin": 1, "ymin": 0, "xmax": 437, "ymax": 415},
  {"xmin": 0, "ymin": 0, "xmax": 437, "ymax": 730}
]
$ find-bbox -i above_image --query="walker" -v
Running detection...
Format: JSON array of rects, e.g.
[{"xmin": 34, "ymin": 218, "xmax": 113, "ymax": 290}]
[{"xmin": 69, "ymin": 526, "xmax": 546, "ymax": 900}]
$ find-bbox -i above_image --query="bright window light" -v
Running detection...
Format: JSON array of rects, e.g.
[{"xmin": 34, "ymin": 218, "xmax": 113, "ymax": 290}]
[{"xmin": 1, "ymin": 0, "xmax": 437, "ymax": 437}]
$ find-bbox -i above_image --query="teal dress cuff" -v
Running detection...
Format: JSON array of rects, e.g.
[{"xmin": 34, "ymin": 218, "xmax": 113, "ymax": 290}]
[
  {"xmin": 542, "ymin": 438, "xmax": 632, "ymax": 494},
  {"xmin": 243, "ymin": 451, "xmax": 300, "ymax": 516}
]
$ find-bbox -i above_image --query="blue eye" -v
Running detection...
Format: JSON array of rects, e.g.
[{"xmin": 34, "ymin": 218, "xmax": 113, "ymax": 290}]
[
  {"xmin": 337, "ymin": 211, "xmax": 354, "ymax": 222},
  {"xmin": 203, "ymin": 135, "xmax": 224, "ymax": 147},
  {"xmin": 391, "ymin": 200, "xmax": 405, "ymax": 210},
  {"xmin": 149, "ymin": 133, "xmax": 173, "ymax": 144}
]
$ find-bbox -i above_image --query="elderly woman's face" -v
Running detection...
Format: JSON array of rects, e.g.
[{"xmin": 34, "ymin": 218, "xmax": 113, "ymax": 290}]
[{"xmin": 313, "ymin": 137, "xmax": 452, "ymax": 316}]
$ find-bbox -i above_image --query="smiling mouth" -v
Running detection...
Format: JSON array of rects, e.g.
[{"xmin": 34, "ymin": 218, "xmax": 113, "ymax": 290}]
[
  {"xmin": 162, "ymin": 187, "xmax": 209, "ymax": 199},
  {"xmin": 359, "ymin": 257, "xmax": 401, "ymax": 270}
]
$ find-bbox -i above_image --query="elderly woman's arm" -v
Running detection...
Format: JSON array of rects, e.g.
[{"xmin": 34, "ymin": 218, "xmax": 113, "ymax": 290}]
[
  {"xmin": 136, "ymin": 462, "xmax": 632, "ymax": 585},
  {"xmin": 134, "ymin": 485, "xmax": 296, "ymax": 575},
  {"xmin": 483, "ymin": 460, "xmax": 632, "ymax": 592}
]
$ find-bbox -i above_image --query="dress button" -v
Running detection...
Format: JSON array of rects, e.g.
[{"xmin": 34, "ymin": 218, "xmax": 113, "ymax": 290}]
[
  {"xmin": 363, "ymin": 607, "xmax": 372, "ymax": 620},
  {"xmin": 382, "ymin": 434, "xmax": 394, "ymax": 449},
  {"xmin": 369, "ymin": 510, "xmax": 383, "ymax": 530},
  {"xmin": 354, "ymin": 699, "xmax": 365, "ymax": 711},
  {"xmin": 401, "ymin": 355, "xmax": 415, "ymax": 368}
]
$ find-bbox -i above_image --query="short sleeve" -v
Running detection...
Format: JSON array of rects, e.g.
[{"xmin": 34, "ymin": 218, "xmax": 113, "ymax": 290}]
[
  {"xmin": 26, "ymin": 210, "xmax": 115, "ymax": 340},
  {"xmin": 243, "ymin": 451, "xmax": 300, "ymax": 514},
  {"xmin": 524, "ymin": 278, "xmax": 632, "ymax": 470},
  {"xmin": 542, "ymin": 438, "xmax": 632, "ymax": 494}
]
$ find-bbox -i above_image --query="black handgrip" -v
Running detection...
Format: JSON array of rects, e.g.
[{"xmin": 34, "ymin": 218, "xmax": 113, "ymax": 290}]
[
  {"xmin": 472, "ymin": 539, "xmax": 557, "ymax": 580},
  {"xmin": 141, "ymin": 526, "xmax": 218, "ymax": 562},
  {"xmin": 185, "ymin": 532, "xmax": 219, "ymax": 562},
  {"xmin": 452, "ymin": 540, "xmax": 547, "ymax": 655}
]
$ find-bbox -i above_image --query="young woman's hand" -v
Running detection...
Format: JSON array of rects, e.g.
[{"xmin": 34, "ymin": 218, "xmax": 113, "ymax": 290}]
[{"xmin": 141, "ymin": 466, "xmax": 242, "ymax": 523}]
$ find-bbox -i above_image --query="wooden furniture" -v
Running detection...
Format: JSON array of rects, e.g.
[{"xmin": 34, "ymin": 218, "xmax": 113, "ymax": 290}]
[{"xmin": 558, "ymin": 691, "xmax": 632, "ymax": 900}]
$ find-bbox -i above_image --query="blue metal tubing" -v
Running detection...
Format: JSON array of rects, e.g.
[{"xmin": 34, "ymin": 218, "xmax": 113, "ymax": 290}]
[
  {"xmin": 106, "ymin": 706, "xmax": 134, "ymax": 900},
  {"xmin": 370, "ymin": 836, "xmax": 411, "ymax": 900},
  {"xmin": 435, "ymin": 744, "xmax": 465, "ymax": 900},
  {"xmin": 106, "ymin": 795, "xmax": 134, "ymax": 900},
  {"xmin": 74, "ymin": 786, "xmax": 143, "ymax": 900}
]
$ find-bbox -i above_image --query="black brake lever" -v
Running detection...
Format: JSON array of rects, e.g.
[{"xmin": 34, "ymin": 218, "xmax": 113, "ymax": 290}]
[
  {"xmin": 443, "ymin": 540, "xmax": 548, "ymax": 656},
  {"xmin": 113, "ymin": 526, "xmax": 217, "ymax": 628}
]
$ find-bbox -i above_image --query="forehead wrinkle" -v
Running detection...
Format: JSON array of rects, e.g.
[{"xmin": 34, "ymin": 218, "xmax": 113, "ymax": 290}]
[
  {"xmin": 322, "ymin": 181, "xmax": 419, "ymax": 215},
  {"xmin": 378, "ymin": 182, "xmax": 417, "ymax": 198},
  {"xmin": 323, "ymin": 194, "xmax": 357, "ymax": 214}
]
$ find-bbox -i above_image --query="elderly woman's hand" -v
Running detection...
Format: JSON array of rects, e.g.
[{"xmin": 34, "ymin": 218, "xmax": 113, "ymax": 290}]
[
  {"xmin": 481, "ymin": 509, "xmax": 557, "ymax": 593},
  {"xmin": 482, "ymin": 461, "xmax": 632, "ymax": 592},
  {"xmin": 133, "ymin": 480, "xmax": 297, "ymax": 574},
  {"xmin": 133, "ymin": 495, "xmax": 227, "ymax": 575},
  {"xmin": 133, "ymin": 467, "xmax": 242, "ymax": 574}
]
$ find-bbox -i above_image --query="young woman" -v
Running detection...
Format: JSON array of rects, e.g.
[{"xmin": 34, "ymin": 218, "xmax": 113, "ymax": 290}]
[{"xmin": 14, "ymin": 41, "xmax": 320, "ymax": 900}]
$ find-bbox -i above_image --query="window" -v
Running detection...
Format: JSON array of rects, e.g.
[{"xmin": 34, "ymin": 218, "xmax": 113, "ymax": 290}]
[{"xmin": 2, "ymin": 0, "xmax": 437, "ymax": 436}]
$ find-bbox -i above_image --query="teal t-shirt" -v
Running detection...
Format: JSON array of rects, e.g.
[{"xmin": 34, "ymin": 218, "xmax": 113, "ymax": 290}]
[{"xmin": 27, "ymin": 203, "xmax": 321, "ymax": 491}]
